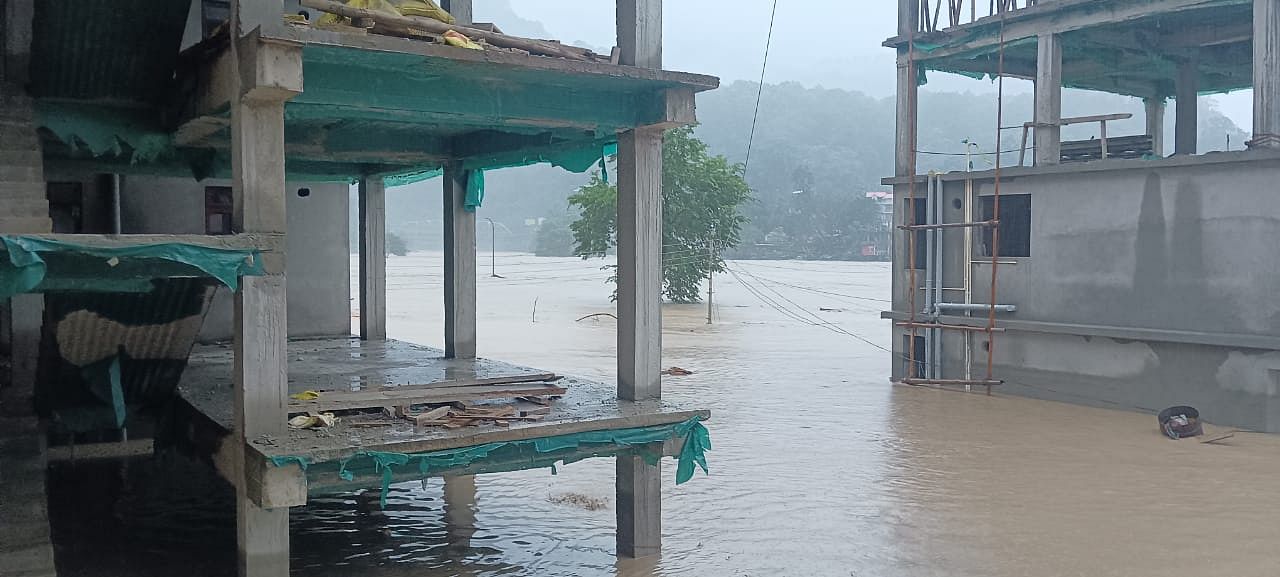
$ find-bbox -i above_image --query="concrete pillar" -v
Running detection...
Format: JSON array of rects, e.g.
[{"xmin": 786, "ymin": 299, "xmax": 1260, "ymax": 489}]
[
  {"xmin": 615, "ymin": 0, "xmax": 663, "ymax": 560},
  {"xmin": 1034, "ymin": 34, "xmax": 1063, "ymax": 166},
  {"xmin": 1175, "ymin": 58, "xmax": 1199, "ymax": 155},
  {"xmin": 441, "ymin": 0, "xmax": 472, "ymax": 26},
  {"xmin": 1144, "ymin": 97, "xmax": 1167, "ymax": 157},
  {"xmin": 1253, "ymin": 0, "xmax": 1280, "ymax": 148},
  {"xmin": 442, "ymin": 475, "xmax": 477, "ymax": 549},
  {"xmin": 230, "ymin": 2, "xmax": 299, "ymax": 575},
  {"xmin": 895, "ymin": 53, "xmax": 917, "ymax": 178},
  {"xmin": 443, "ymin": 164, "xmax": 476, "ymax": 359},
  {"xmin": 3, "ymin": 0, "xmax": 34, "ymax": 85},
  {"xmin": 358, "ymin": 178, "xmax": 386, "ymax": 340}
]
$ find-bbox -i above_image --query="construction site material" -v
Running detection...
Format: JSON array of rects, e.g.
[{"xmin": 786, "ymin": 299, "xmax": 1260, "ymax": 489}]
[
  {"xmin": 288, "ymin": 382, "xmax": 567, "ymax": 413},
  {"xmin": 301, "ymin": 0, "xmax": 601, "ymax": 61},
  {"xmin": 1158, "ymin": 405, "xmax": 1204, "ymax": 439}
]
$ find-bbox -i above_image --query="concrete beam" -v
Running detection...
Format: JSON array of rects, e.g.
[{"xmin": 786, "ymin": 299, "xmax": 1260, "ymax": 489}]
[
  {"xmin": 890, "ymin": 0, "xmax": 1235, "ymax": 60},
  {"xmin": 1253, "ymin": 0, "xmax": 1280, "ymax": 148},
  {"xmin": 443, "ymin": 165, "xmax": 476, "ymax": 359},
  {"xmin": 1145, "ymin": 97, "xmax": 1167, "ymax": 157},
  {"xmin": 1034, "ymin": 34, "xmax": 1063, "ymax": 166},
  {"xmin": 358, "ymin": 178, "xmax": 387, "ymax": 340},
  {"xmin": 1175, "ymin": 58, "xmax": 1199, "ymax": 155}
]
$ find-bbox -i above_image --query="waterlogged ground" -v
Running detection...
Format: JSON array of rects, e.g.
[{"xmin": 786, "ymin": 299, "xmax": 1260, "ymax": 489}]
[{"xmin": 49, "ymin": 254, "xmax": 1280, "ymax": 577}]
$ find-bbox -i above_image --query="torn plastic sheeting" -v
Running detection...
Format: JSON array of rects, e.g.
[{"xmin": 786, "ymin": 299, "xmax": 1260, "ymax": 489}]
[
  {"xmin": 274, "ymin": 416, "xmax": 709, "ymax": 508},
  {"xmin": 38, "ymin": 101, "xmax": 174, "ymax": 165},
  {"xmin": 463, "ymin": 169, "xmax": 485, "ymax": 212},
  {"xmin": 0, "ymin": 236, "xmax": 265, "ymax": 298}
]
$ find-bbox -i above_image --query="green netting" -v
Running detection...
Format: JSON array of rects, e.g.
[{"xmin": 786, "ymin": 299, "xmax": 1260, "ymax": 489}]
[
  {"xmin": 271, "ymin": 416, "xmax": 710, "ymax": 507},
  {"xmin": 0, "ymin": 236, "xmax": 265, "ymax": 298},
  {"xmin": 463, "ymin": 169, "xmax": 485, "ymax": 212}
]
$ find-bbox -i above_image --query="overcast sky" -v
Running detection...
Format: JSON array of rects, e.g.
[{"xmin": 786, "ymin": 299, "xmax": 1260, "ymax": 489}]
[{"xmin": 485, "ymin": 0, "xmax": 1252, "ymax": 131}]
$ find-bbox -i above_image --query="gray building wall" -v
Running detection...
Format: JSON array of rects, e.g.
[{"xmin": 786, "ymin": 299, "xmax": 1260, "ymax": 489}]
[
  {"xmin": 119, "ymin": 176, "xmax": 351, "ymax": 341},
  {"xmin": 889, "ymin": 151, "xmax": 1280, "ymax": 432}
]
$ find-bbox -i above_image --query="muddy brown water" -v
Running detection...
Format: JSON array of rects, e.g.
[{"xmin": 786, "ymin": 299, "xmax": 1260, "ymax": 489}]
[{"xmin": 48, "ymin": 255, "xmax": 1280, "ymax": 577}]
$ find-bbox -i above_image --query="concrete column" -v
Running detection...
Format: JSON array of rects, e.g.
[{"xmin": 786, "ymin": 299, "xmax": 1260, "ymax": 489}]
[
  {"xmin": 1144, "ymin": 97, "xmax": 1167, "ymax": 157},
  {"xmin": 442, "ymin": 474, "xmax": 477, "ymax": 549},
  {"xmin": 3, "ymin": 0, "xmax": 34, "ymax": 85},
  {"xmin": 230, "ymin": 2, "xmax": 298, "ymax": 575},
  {"xmin": 615, "ymin": 0, "xmax": 663, "ymax": 560},
  {"xmin": 895, "ymin": 53, "xmax": 917, "ymax": 177},
  {"xmin": 441, "ymin": 0, "xmax": 472, "ymax": 25},
  {"xmin": 615, "ymin": 127, "xmax": 663, "ymax": 401},
  {"xmin": 358, "ymin": 178, "xmax": 386, "ymax": 340},
  {"xmin": 1034, "ymin": 34, "xmax": 1063, "ymax": 166},
  {"xmin": 1175, "ymin": 59, "xmax": 1199, "ymax": 155},
  {"xmin": 443, "ymin": 164, "xmax": 476, "ymax": 359},
  {"xmin": 1253, "ymin": 0, "xmax": 1280, "ymax": 148}
]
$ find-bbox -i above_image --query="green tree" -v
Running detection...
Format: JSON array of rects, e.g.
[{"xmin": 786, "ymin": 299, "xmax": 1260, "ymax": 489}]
[
  {"xmin": 386, "ymin": 231, "xmax": 409, "ymax": 256},
  {"xmin": 569, "ymin": 126, "xmax": 751, "ymax": 303}
]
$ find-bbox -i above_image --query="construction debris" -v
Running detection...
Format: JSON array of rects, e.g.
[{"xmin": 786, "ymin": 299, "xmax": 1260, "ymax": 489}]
[
  {"xmin": 288, "ymin": 412, "xmax": 338, "ymax": 429},
  {"xmin": 662, "ymin": 366, "xmax": 694, "ymax": 376},
  {"xmin": 300, "ymin": 0, "xmax": 612, "ymax": 62}
]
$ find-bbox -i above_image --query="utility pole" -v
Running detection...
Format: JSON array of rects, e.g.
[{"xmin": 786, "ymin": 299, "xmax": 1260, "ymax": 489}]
[{"xmin": 706, "ymin": 238, "xmax": 715, "ymax": 324}]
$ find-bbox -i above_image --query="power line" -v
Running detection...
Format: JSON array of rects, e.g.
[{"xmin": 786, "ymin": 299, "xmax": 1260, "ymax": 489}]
[{"xmin": 743, "ymin": 0, "xmax": 779, "ymax": 175}]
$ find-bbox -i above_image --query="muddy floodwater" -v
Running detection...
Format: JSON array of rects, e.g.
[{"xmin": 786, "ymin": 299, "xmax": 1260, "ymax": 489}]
[{"xmin": 49, "ymin": 254, "xmax": 1280, "ymax": 577}]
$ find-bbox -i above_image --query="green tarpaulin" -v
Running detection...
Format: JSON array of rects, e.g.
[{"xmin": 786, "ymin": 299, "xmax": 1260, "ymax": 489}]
[
  {"xmin": 0, "ymin": 235, "xmax": 265, "ymax": 298},
  {"xmin": 272, "ymin": 416, "xmax": 710, "ymax": 507}
]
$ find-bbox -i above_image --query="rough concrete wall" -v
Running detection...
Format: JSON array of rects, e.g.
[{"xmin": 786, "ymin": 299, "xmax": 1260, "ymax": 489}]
[
  {"xmin": 890, "ymin": 153, "xmax": 1280, "ymax": 432},
  {"xmin": 119, "ymin": 177, "xmax": 351, "ymax": 341},
  {"xmin": 953, "ymin": 157, "xmax": 1280, "ymax": 337}
]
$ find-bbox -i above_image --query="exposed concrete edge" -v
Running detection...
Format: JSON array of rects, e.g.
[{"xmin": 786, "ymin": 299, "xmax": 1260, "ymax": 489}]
[
  {"xmin": 881, "ymin": 149, "xmax": 1280, "ymax": 187},
  {"xmin": 882, "ymin": 310, "xmax": 1280, "ymax": 350}
]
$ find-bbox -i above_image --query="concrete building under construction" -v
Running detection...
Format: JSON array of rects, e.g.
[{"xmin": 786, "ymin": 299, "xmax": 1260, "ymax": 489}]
[
  {"xmin": 885, "ymin": 0, "xmax": 1280, "ymax": 432},
  {"xmin": 0, "ymin": 1, "xmax": 714, "ymax": 575}
]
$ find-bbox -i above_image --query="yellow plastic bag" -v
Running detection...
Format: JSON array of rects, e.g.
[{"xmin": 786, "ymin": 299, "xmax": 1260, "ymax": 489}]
[
  {"xmin": 318, "ymin": 0, "xmax": 456, "ymax": 26},
  {"xmin": 391, "ymin": 0, "xmax": 455, "ymax": 24},
  {"xmin": 443, "ymin": 30, "xmax": 482, "ymax": 50}
]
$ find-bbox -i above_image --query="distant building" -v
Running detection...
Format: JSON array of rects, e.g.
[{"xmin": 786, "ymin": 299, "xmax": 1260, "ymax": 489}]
[
  {"xmin": 862, "ymin": 191, "xmax": 894, "ymax": 260},
  {"xmin": 887, "ymin": 0, "xmax": 1280, "ymax": 433}
]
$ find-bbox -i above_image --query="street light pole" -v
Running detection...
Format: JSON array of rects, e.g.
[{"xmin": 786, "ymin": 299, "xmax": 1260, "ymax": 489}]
[{"xmin": 484, "ymin": 217, "xmax": 500, "ymax": 278}]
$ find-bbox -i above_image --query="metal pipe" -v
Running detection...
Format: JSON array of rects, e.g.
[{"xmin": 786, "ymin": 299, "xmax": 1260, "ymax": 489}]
[
  {"xmin": 923, "ymin": 174, "xmax": 936, "ymax": 378},
  {"xmin": 932, "ymin": 173, "xmax": 943, "ymax": 380},
  {"xmin": 110, "ymin": 174, "xmax": 122, "ymax": 234},
  {"xmin": 935, "ymin": 302, "xmax": 1017, "ymax": 313},
  {"xmin": 963, "ymin": 145, "xmax": 975, "ymax": 390}
]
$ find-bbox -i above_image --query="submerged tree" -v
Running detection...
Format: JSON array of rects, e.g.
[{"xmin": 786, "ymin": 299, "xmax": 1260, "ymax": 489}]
[{"xmin": 569, "ymin": 126, "xmax": 751, "ymax": 303}]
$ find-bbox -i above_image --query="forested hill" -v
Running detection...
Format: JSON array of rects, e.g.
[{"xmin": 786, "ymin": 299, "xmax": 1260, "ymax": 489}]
[{"xmin": 372, "ymin": 80, "xmax": 1249, "ymax": 259}]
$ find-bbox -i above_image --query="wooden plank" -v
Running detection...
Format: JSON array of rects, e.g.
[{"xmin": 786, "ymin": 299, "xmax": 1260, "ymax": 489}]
[
  {"xmin": 358, "ymin": 178, "xmax": 386, "ymax": 340},
  {"xmin": 289, "ymin": 383, "xmax": 568, "ymax": 412},
  {"xmin": 443, "ymin": 164, "xmax": 477, "ymax": 359},
  {"xmin": 370, "ymin": 372, "xmax": 558, "ymax": 391}
]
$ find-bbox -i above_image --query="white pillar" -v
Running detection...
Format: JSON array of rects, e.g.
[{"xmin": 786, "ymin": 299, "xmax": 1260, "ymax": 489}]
[
  {"xmin": 1034, "ymin": 34, "xmax": 1063, "ymax": 166},
  {"xmin": 230, "ymin": 2, "xmax": 299, "ymax": 575},
  {"xmin": 1175, "ymin": 58, "xmax": 1199, "ymax": 155},
  {"xmin": 1253, "ymin": 0, "xmax": 1280, "ymax": 148},
  {"xmin": 358, "ymin": 178, "xmax": 386, "ymax": 340},
  {"xmin": 1144, "ymin": 97, "xmax": 1166, "ymax": 157},
  {"xmin": 615, "ymin": 0, "xmax": 664, "ymax": 560},
  {"xmin": 443, "ymin": 164, "xmax": 476, "ymax": 359}
]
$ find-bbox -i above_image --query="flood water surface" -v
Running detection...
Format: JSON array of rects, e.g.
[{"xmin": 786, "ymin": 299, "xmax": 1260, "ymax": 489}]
[{"xmin": 50, "ymin": 255, "xmax": 1280, "ymax": 577}]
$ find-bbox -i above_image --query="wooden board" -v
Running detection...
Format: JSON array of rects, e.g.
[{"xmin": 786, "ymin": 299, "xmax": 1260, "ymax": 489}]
[
  {"xmin": 289, "ymin": 383, "xmax": 566, "ymax": 413},
  {"xmin": 373, "ymin": 372, "xmax": 558, "ymax": 392}
]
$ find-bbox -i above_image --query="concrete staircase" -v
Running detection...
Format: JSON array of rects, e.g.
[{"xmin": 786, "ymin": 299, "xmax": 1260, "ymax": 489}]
[{"xmin": 0, "ymin": 84, "xmax": 56, "ymax": 577}]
